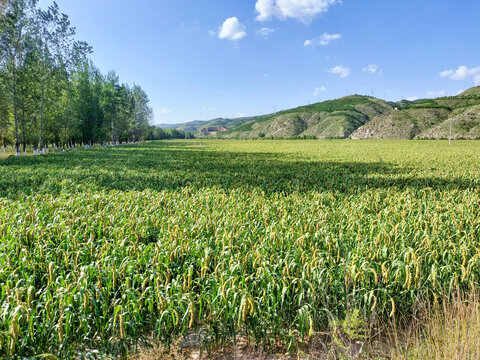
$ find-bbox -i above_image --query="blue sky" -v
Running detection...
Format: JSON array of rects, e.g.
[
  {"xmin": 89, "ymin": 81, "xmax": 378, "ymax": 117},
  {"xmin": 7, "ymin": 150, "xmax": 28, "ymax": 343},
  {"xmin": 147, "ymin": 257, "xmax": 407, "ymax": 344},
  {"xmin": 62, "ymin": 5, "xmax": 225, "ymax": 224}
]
[{"xmin": 38, "ymin": 0, "xmax": 480, "ymax": 124}]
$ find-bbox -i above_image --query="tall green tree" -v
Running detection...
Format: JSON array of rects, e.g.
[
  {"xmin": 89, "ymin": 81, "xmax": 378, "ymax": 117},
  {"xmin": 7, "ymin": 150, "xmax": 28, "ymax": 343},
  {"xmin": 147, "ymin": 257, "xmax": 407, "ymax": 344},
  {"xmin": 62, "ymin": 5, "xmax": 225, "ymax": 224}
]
[
  {"xmin": 0, "ymin": 0, "xmax": 37, "ymax": 155},
  {"xmin": 102, "ymin": 71, "xmax": 121, "ymax": 144},
  {"xmin": 0, "ymin": 72, "xmax": 12, "ymax": 148},
  {"xmin": 131, "ymin": 84, "xmax": 152, "ymax": 142},
  {"xmin": 34, "ymin": 1, "xmax": 83, "ymax": 152}
]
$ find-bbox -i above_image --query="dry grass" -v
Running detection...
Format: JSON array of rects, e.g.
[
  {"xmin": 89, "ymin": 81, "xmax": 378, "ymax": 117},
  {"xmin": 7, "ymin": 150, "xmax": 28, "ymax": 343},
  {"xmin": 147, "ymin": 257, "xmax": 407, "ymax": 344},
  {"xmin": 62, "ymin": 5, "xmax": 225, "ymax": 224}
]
[
  {"xmin": 393, "ymin": 291, "xmax": 480, "ymax": 360},
  {"xmin": 130, "ymin": 335, "xmax": 331, "ymax": 360},
  {"xmin": 0, "ymin": 148, "xmax": 13, "ymax": 159},
  {"xmin": 132, "ymin": 291, "xmax": 480, "ymax": 360}
]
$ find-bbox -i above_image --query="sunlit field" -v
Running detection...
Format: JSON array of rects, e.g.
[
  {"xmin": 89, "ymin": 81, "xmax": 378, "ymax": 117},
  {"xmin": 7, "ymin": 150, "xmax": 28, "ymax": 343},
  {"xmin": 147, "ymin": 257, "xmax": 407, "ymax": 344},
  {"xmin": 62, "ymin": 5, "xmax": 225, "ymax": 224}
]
[{"xmin": 1, "ymin": 140, "xmax": 479, "ymax": 358}]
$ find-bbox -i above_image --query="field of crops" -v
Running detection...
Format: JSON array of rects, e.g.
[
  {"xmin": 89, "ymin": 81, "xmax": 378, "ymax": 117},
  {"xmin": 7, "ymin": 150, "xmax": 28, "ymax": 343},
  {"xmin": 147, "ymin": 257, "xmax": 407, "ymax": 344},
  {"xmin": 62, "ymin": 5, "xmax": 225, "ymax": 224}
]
[{"xmin": 1, "ymin": 140, "xmax": 479, "ymax": 358}]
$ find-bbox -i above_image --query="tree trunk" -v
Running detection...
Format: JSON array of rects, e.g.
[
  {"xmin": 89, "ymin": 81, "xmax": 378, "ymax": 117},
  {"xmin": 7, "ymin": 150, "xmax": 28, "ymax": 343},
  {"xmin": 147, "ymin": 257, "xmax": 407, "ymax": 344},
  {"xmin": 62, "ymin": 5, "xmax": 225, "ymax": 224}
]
[
  {"xmin": 40, "ymin": 79, "xmax": 45, "ymax": 153},
  {"xmin": 22, "ymin": 104, "xmax": 26, "ymax": 154},
  {"xmin": 13, "ymin": 103, "xmax": 19, "ymax": 156},
  {"xmin": 13, "ymin": 64, "xmax": 20, "ymax": 156}
]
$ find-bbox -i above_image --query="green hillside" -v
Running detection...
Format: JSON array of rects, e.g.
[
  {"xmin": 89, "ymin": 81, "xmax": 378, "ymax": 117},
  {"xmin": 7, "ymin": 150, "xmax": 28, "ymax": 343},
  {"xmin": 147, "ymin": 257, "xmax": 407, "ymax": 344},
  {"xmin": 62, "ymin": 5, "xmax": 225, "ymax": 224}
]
[
  {"xmin": 159, "ymin": 87, "xmax": 480, "ymax": 140},
  {"xmin": 218, "ymin": 95, "xmax": 393, "ymax": 139}
]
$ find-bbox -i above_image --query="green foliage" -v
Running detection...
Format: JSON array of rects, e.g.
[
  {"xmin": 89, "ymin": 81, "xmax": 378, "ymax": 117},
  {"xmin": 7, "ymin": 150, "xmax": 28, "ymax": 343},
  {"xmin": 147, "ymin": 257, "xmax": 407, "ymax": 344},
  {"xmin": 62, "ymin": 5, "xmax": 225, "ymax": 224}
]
[
  {"xmin": 0, "ymin": 0, "xmax": 152, "ymax": 152},
  {"xmin": 407, "ymin": 99, "xmax": 452, "ymax": 111},
  {"xmin": 147, "ymin": 126, "xmax": 193, "ymax": 140},
  {"xmin": 334, "ymin": 309, "xmax": 366, "ymax": 341},
  {"xmin": 331, "ymin": 308, "xmax": 366, "ymax": 358},
  {"xmin": 1, "ymin": 140, "xmax": 480, "ymax": 358}
]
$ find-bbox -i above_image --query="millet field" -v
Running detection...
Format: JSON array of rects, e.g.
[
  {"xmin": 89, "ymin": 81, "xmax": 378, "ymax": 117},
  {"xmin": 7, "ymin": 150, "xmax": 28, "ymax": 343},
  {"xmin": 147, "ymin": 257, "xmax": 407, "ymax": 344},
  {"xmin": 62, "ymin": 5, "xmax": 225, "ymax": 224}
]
[{"xmin": 1, "ymin": 140, "xmax": 480, "ymax": 358}]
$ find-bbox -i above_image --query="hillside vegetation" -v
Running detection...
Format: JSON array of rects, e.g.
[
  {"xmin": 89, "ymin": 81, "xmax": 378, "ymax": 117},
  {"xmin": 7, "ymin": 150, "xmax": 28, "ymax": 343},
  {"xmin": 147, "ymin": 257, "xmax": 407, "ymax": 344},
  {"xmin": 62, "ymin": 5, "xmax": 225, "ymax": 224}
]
[
  {"xmin": 221, "ymin": 95, "xmax": 392, "ymax": 139},
  {"xmin": 352, "ymin": 88, "xmax": 480, "ymax": 139},
  {"xmin": 160, "ymin": 87, "xmax": 480, "ymax": 140}
]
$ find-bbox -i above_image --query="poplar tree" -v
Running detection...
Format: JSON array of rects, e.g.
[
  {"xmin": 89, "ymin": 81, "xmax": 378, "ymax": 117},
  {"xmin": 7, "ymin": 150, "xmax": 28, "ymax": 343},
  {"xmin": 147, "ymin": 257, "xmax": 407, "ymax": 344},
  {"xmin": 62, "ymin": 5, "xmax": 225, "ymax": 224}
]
[{"xmin": 0, "ymin": 0, "xmax": 36, "ymax": 155}]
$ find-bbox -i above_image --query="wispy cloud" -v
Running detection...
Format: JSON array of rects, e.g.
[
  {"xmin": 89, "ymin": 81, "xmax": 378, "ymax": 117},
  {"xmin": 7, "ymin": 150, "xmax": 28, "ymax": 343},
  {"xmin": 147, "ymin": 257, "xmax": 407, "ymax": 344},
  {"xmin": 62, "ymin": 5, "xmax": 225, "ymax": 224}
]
[
  {"xmin": 218, "ymin": 17, "xmax": 246, "ymax": 41},
  {"xmin": 326, "ymin": 65, "xmax": 350, "ymax": 78},
  {"xmin": 257, "ymin": 27, "xmax": 275, "ymax": 38},
  {"xmin": 304, "ymin": 33, "xmax": 341, "ymax": 47},
  {"xmin": 362, "ymin": 64, "xmax": 379, "ymax": 74},
  {"xmin": 313, "ymin": 86, "xmax": 326, "ymax": 97},
  {"xmin": 255, "ymin": 0, "xmax": 340, "ymax": 23}
]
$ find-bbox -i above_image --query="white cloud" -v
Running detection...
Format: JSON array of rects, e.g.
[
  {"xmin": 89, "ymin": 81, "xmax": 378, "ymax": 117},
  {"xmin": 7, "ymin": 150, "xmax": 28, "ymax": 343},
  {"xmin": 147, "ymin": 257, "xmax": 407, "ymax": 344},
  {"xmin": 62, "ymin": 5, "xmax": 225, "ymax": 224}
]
[
  {"xmin": 363, "ymin": 64, "xmax": 379, "ymax": 74},
  {"xmin": 475, "ymin": 75, "xmax": 480, "ymax": 86},
  {"xmin": 218, "ymin": 17, "xmax": 246, "ymax": 41},
  {"xmin": 326, "ymin": 65, "xmax": 350, "ymax": 78},
  {"xmin": 159, "ymin": 108, "xmax": 171, "ymax": 114},
  {"xmin": 257, "ymin": 27, "xmax": 275, "ymax": 38},
  {"xmin": 304, "ymin": 33, "xmax": 341, "ymax": 47},
  {"xmin": 427, "ymin": 90, "xmax": 445, "ymax": 97},
  {"xmin": 255, "ymin": 0, "xmax": 340, "ymax": 23},
  {"xmin": 406, "ymin": 96, "xmax": 418, "ymax": 101},
  {"xmin": 318, "ymin": 33, "xmax": 341, "ymax": 45},
  {"xmin": 208, "ymin": 30, "xmax": 216, "ymax": 37},
  {"xmin": 313, "ymin": 86, "xmax": 326, "ymax": 97},
  {"xmin": 440, "ymin": 65, "xmax": 480, "ymax": 85}
]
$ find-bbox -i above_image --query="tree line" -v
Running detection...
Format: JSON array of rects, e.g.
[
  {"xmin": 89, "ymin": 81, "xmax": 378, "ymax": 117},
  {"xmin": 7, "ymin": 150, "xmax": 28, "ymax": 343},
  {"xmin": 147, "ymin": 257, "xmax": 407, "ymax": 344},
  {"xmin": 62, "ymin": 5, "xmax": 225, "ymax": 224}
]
[{"xmin": 0, "ymin": 0, "xmax": 189, "ymax": 156}]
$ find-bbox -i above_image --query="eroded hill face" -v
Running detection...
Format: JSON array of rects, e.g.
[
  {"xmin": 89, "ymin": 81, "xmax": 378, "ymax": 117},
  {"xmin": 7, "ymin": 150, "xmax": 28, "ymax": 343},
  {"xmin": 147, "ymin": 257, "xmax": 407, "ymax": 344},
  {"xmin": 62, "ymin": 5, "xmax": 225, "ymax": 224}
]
[
  {"xmin": 350, "ymin": 108, "xmax": 451, "ymax": 139},
  {"xmin": 417, "ymin": 105, "xmax": 480, "ymax": 140},
  {"xmin": 351, "ymin": 91, "xmax": 480, "ymax": 140}
]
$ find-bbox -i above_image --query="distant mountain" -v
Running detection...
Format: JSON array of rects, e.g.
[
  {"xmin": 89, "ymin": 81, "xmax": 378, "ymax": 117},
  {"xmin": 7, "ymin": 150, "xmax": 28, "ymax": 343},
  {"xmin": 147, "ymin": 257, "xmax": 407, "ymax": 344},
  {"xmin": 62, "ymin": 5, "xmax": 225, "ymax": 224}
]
[
  {"xmin": 156, "ymin": 117, "xmax": 251, "ymax": 135},
  {"xmin": 157, "ymin": 86, "xmax": 480, "ymax": 140},
  {"xmin": 155, "ymin": 123, "xmax": 180, "ymax": 130}
]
